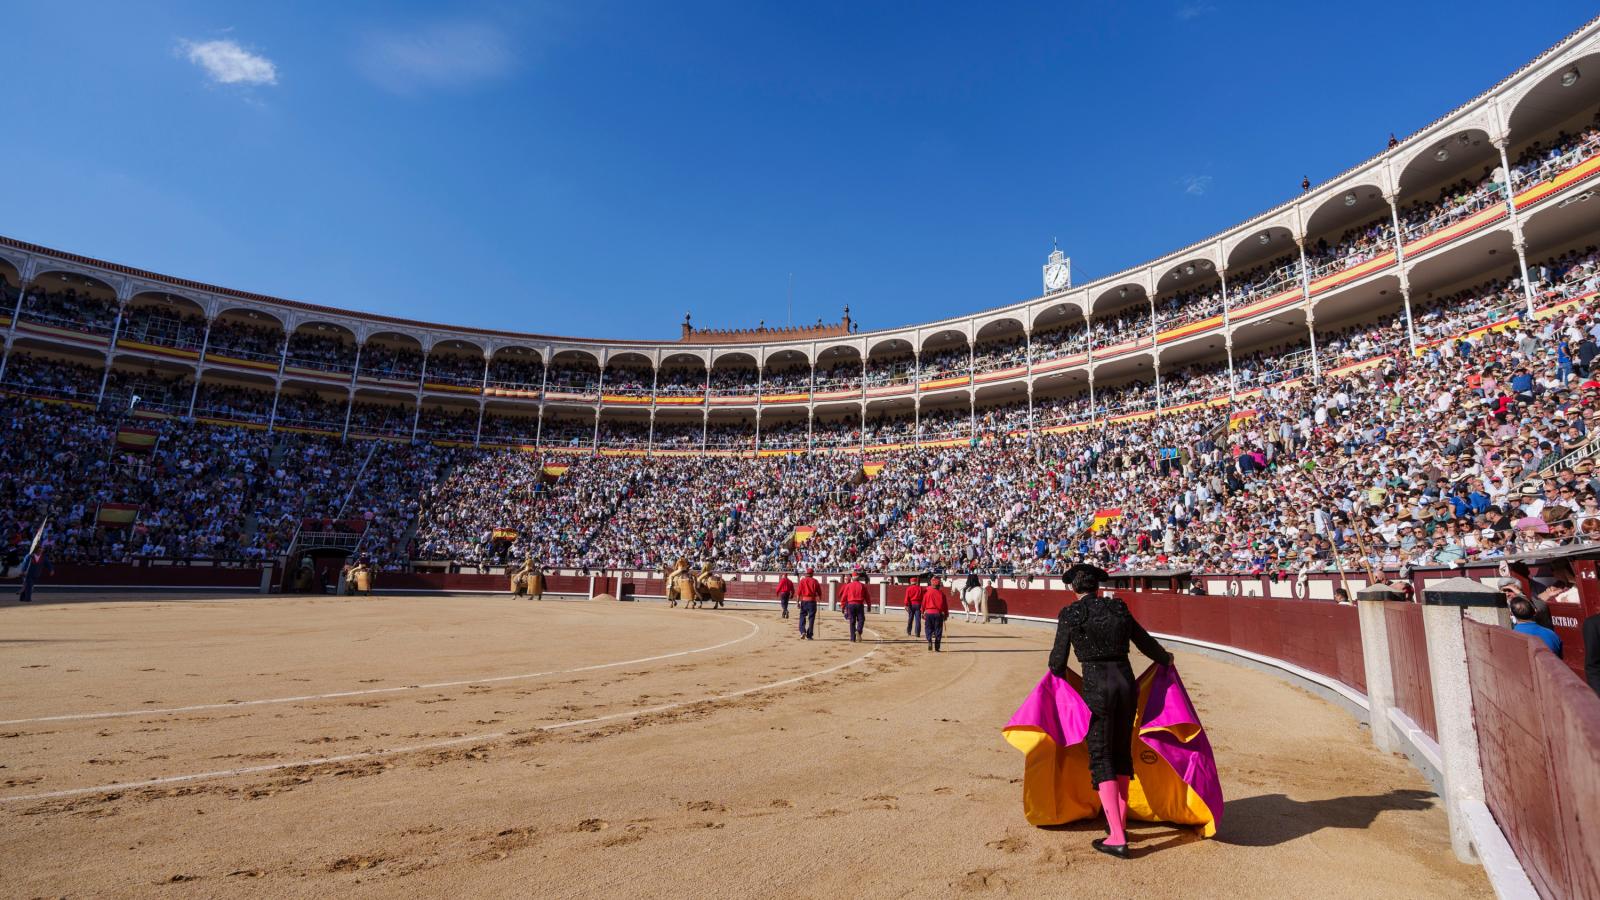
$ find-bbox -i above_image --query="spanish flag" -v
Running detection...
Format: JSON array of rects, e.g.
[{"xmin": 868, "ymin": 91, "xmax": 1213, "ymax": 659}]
[
  {"xmin": 862, "ymin": 460, "xmax": 886, "ymax": 479},
  {"xmin": 1228, "ymin": 409, "xmax": 1258, "ymax": 430},
  {"xmin": 115, "ymin": 427, "xmax": 159, "ymax": 452},
  {"xmin": 96, "ymin": 503, "xmax": 140, "ymax": 527},
  {"xmin": 791, "ymin": 525, "xmax": 816, "ymax": 545},
  {"xmin": 1090, "ymin": 508, "xmax": 1122, "ymax": 532},
  {"xmin": 542, "ymin": 463, "xmax": 570, "ymax": 477}
]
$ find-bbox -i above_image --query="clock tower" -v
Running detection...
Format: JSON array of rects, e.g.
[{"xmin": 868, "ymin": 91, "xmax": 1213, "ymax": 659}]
[{"xmin": 1042, "ymin": 242, "xmax": 1071, "ymax": 294}]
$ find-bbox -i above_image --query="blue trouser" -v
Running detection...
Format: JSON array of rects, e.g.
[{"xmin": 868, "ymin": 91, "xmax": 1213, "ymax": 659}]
[
  {"xmin": 924, "ymin": 611, "xmax": 945, "ymax": 649},
  {"xmin": 19, "ymin": 572, "xmax": 38, "ymax": 602},
  {"xmin": 798, "ymin": 601, "xmax": 817, "ymax": 638},
  {"xmin": 778, "ymin": 591, "xmax": 792, "ymax": 618},
  {"xmin": 906, "ymin": 603, "xmax": 921, "ymax": 636},
  {"xmin": 844, "ymin": 603, "xmax": 865, "ymax": 641}
]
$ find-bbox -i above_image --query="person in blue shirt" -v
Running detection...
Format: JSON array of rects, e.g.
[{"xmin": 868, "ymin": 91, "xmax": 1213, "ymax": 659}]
[
  {"xmin": 1510, "ymin": 367, "xmax": 1536, "ymax": 399},
  {"xmin": 1466, "ymin": 486, "xmax": 1491, "ymax": 515},
  {"xmin": 1510, "ymin": 598, "xmax": 1563, "ymax": 656}
]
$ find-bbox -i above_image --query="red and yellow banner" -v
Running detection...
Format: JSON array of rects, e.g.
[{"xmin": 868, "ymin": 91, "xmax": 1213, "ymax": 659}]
[
  {"xmin": 491, "ymin": 527, "xmax": 518, "ymax": 541},
  {"xmin": 1400, "ymin": 204, "xmax": 1506, "ymax": 257},
  {"xmin": 862, "ymin": 460, "xmax": 886, "ymax": 479},
  {"xmin": 1090, "ymin": 508, "xmax": 1122, "ymax": 532},
  {"xmin": 204, "ymin": 353, "xmax": 279, "ymax": 373},
  {"xmin": 919, "ymin": 375, "xmax": 972, "ymax": 391},
  {"xmin": 96, "ymin": 503, "xmax": 140, "ymax": 527},
  {"xmin": 115, "ymin": 427, "xmax": 159, "ymax": 451},
  {"xmin": 1308, "ymin": 251, "xmax": 1395, "ymax": 296},
  {"xmin": 1512, "ymin": 153, "xmax": 1600, "ymax": 210},
  {"xmin": 1157, "ymin": 314, "xmax": 1225, "ymax": 345},
  {"xmin": 116, "ymin": 338, "xmax": 200, "ymax": 360},
  {"xmin": 424, "ymin": 382, "xmax": 482, "ymax": 395},
  {"xmin": 1228, "ymin": 409, "xmax": 1258, "ymax": 430},
  {"xmin": 791, "ymin": 525, "xmax": 816, "ymax": 545}
]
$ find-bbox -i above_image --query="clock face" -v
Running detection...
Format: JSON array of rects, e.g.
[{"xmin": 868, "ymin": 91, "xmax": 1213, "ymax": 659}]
[{"xmin": 1044, "ymin": 263, "xmax": 1069, "ymax": 291}]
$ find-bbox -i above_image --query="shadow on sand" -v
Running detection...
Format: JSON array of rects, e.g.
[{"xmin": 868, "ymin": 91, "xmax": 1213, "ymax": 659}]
[{"xmin": 1215, "ymin": 789, "xmax": 1439, "ymax": 848}]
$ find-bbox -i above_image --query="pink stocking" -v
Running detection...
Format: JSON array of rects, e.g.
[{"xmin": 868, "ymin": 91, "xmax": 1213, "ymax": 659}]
[
  {"xmin": 1097, "ymin": 780, "xmax": 1126, "ymax": 846},
  {"xmin": 1116, "ymin": 776, "xmax": 1131, "ymax": 828}
]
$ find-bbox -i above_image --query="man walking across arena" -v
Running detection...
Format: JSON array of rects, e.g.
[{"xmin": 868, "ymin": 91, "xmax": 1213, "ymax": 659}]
[
  {"xmin": 903, "ymin": 575, "xmax": 923, "ymax": 637},
  {"xmin": 840, "ymin": 570, "xmax": 869, "ymax": 643},
  {"xmin": 921, "ymin": 575, "xmax": 949, "ymax": 651},
  {"xmin": 776, "ymin": 571, "xmax": 794, "ymax": 619},
  {"xmin": 796, "ymin": 568, "xmax": 821, "ymax": 640}
]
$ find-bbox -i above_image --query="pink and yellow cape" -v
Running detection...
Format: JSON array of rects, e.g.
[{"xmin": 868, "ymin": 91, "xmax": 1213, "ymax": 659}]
[{"xmin": 1001, "ymin": 664, "xmax": 1223, "ymax": 837}]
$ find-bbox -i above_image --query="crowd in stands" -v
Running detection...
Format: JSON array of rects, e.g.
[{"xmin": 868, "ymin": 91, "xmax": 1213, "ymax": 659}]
[
  {"xmin": 545, "ymin": 362, "xmax": 601, "ymax": 393},
  {"xmin": 426, "ymin": 352, "xmax": 487, "ymax": 386},
  {"xmin": 1, "ymin": 352, "xmax": 101, "ymax": 400},
  {"xmin": 357, "ymin": 344, "xmax": 423, "ymax": 381},
  {"xmin": 7, "ymin": 117, "xmax": 1600, "ymax": 577},
  {"xmin": 286, "ymin": 331, "xmax": 357, "ymax": 373},
  {"xmin": 487, "ymin": 357, "xmax": 545, "ymax": 391},
  {"xmin": 18, "ymin": 285, "xmax": 118, "ymax": 333},
  {"xmin": 206, "ymin": 319, "xmax": 283, "ymax": 361},
  {"xmin": 120, "ymin": 305, "xmax": 207, "ymax": 351},
  {"xmin": 3, "ymin": 246, "xmax": 1598, "ymax": 575},
  {"xmin": 974, "ymin": 335, "xmax": 1029, "ymax": 372}
]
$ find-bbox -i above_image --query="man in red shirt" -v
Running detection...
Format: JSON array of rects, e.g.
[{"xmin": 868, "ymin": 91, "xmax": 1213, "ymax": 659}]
[
  {"xmin": 839, "ymin": 571, "xmax": 869, "ymax": 642},
  {"xmin": 795, "ymin": 569, "xmax": 822, "ymax": 640},
  {"xmin": 921, "ymin": 578, "xmax": 949, "ymax": 651},
  {"xmin": 775, "ymin": 572, "xmax": 795, "ymax": 620},
  {"xmin": 903, "ymin": 576, "xmax": 924, "ymax": 637}
]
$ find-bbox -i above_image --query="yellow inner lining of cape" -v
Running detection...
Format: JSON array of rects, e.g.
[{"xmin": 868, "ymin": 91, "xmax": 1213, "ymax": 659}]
[{"xmin": 1002, "ymin": 669, "xmax": 1216, "ymax": 838}]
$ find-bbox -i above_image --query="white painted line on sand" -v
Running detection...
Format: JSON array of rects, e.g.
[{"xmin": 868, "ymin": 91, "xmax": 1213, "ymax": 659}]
[
  {"xmin": 1, "ymin": 614, "xmax": 762, "ymax": 726},
  {"xmin": 0, "ymin": 630, "xmax": 883, "ymax": 805}
]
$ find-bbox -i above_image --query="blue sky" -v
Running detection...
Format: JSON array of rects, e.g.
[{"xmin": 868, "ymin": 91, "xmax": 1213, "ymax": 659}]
[{"xmin": 4, "ymin": 2, "xmax": 1596, "ymax": 339}]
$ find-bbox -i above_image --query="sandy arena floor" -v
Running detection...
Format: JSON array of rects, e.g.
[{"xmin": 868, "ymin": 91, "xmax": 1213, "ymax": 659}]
[{"xmin": 0, "ymin": 593, "xmax": 1490, "ymax": 898}]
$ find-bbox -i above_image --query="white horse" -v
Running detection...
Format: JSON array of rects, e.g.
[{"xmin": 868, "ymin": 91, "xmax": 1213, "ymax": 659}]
[{"xmin": 960, "ymin": 578, "xmax": 986, "ymax": 623}]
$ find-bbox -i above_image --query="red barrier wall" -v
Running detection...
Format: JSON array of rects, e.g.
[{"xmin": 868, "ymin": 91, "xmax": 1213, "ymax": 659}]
[
  {"xmin": 1466, "ymin": 620, "xmax": 1600, "ymax": 900},
  {"xmin": 971, "ymin": 585, "xmax": 1366, "ymax": 695},
  {"xmin": 34, "ymin": 562, "xmax": 264, "ymax": 589},
  {"xmin": 378, "ymin": 572, "xmax": 594, "ymax": 595},
  {"xmin": 1383, "ymin": 602, "xmax": 1438, "ymax": 741}
]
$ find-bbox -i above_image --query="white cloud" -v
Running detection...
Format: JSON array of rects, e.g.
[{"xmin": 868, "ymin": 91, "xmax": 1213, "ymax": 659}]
[
  {"xmin": 1175, "ymin": 3, "xmax": 1216, "ymax": 20},
  {"xmin": 180, "ymin": 38, "xmax": 278, "ymax": 86},
  {"xmin": 355, "ymin": 21, "xmax": 514, "ymax": 95},
  {"xmin": 1181, "ymin": 175, "xmax": 1213, "ymax": 196}
]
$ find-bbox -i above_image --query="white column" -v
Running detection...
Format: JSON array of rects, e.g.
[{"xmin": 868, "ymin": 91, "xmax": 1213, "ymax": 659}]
[
  {"xmin": 410, "ymin": 353, "xmax": 429, "ymax": 441},
  {"xmin": 1218, "ymin": 266, "xmax": 1236, "ymax": 397},
  {"xmin": 1296, "ymin": 240, "xmax": 1318, "ymax": 377},
  {"xmin": 1385, "ymin": 193, "xmax": 1420, "ymax": 354},
  {"xmin": 4, "ymin": 277, "xmax": 28, "ymax": 339},
  {"xmin": 187, "ymin": 317, "xmax": 213, "ymax": 417},
  {"xmin": 95, "ymin": 301, "xmax": 127, "ymax": 406},
  {"xmin": 1307, "ymin": 310, "xmax": 1322, "ymax": 377},
  {"xmin": 267, "ymin": 335, "xmax": 288, "ymax": 435},
  {"xmin": 1495, "ymin": 139, "xmax": 1538, "ymax": 317}
]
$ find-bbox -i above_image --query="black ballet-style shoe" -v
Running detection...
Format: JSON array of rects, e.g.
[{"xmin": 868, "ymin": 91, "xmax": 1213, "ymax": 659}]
[{"xmin": 1091, "ymin": 838, "xmax": 1128, "ymax": 859}]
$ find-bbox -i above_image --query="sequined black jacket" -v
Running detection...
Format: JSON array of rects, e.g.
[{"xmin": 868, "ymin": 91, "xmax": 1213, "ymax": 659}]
[{"xmin": 1048, "ymin": 594, "xmax": 1171, "ymax": 675}]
